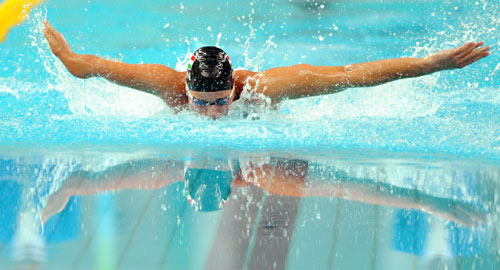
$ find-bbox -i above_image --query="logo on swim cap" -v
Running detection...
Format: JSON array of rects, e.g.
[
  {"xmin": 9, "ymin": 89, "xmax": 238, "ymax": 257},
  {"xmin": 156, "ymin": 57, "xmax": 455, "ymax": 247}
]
[
  {"xmin": 187, "ymin": 55, "xmax": 196, "ymax": 70},
  {"xmin": 186, "ymin": 46, "xmax": 234, "ymax": 92}
]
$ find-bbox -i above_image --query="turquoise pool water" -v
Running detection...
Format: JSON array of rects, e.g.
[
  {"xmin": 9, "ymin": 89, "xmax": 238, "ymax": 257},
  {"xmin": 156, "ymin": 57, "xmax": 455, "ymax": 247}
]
[{"xmin": 0, "ymin": 0, "xmax": 499, "ymax": 269}]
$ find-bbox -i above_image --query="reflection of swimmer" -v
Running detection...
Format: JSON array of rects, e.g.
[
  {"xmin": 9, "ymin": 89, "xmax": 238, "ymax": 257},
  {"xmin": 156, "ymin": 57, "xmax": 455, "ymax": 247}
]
[
  {"xmin": 41, "ymin": 157, "xmax": 486, "ymax": 227},
  {"xmin": 42, "ymin": 21, "xmax": 490, "ymax": 119},
  {"xmin": 183, "ymin": 159, "xmax": 236, "ymax": 212},
  {"xmin": 392, "ymin": 171, "xmax": 488, "ymax": 261},
  {"xmin": 40, "ymin": 158, "xmax": 235, "ymax": 222}
]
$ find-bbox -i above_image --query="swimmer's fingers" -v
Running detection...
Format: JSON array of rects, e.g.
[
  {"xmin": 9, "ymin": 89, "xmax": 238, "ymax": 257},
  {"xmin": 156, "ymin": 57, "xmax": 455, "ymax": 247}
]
[
  {"xmin": 459, "ymin": 46, "xmax": 490, "ymax": 68},
  {"xmin": 42, "ymin": 20, "xmax": 72, "ymax": 57},
  {"xmin": 453, "ymin": 42, "xmax": 474, "ymax": 56},
  {"xmin": 450, "ymin": 203, "xmax": 487, "ymax": 226},
  {"xmin": 432, "ymin": 42, "xmax": 490, "ymax": 70},
  {"xmin": 454, "ymin": 209, "xmax": 474, "ymax": 226},
  {"xmin": 43, "ymin": 19, "xmax": 51, "ymax": 30},
  {"xmin": 429, "ymin": 198, "xmax": 484, "ymax": 226},
  {"xmin": 41, "ymin": 189, "xmax": 72, "ymax": 224},
  {"xmin": 43, "ymin": 20, "xmax": 65, "ymax": 42},
  {"xmin": 43, "ymin": 20, "xmax": 61, "ymax": 35},
  {"xmin": 42, "ymin": 20, "xmax": 57, "ymax": 39},
  {"xmin": 460, "ymin": 204, "xmax": 488, "ymax": 224},
  {"xmin": 459, "ymin": 43, "xmax": 489, "ymax": 61},
  {"xmin": 446, "ymin": 205, "xmax": 478, "ymax": 226},
  {"xmin": 456, "ymin": 42, "xmax": 483, "ymax": 59},
  {"xmin": 42, "ymin": 26, "xmax": 56, "ymax": 45}
]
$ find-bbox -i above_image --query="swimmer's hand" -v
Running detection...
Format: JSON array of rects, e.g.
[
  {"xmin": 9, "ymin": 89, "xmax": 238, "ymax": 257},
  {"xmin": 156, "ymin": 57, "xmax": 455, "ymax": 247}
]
[
  {"xmin": 41, "ymin": 188, "xmax": 72, "ymax": 224},
  {"xmin": 41, "ymin": 20, "xmax": 185, "ymax": 106},
  {"xmin": 427, "ymin": 197, "xmax": 487, "ymax": 226},
  {"xmin": 427, "ymin": 42, "xmax": 490, "ymax": 71},
  {"xmin": 43, "ymin": 20, "xmax": 92, "ymax": 78},
  {"xmin": 42, "ymin": 20, "xmax": 72, "ymax": 58}
]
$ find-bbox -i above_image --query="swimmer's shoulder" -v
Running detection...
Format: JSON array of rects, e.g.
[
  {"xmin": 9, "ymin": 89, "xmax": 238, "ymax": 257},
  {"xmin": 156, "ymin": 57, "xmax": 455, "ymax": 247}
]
[
  {"xmin": 234, "ymin": 70, "xmax": 258, "ymax": 98},
  {"xmin": 234, "ymin": 69, "xmax": 258, "ymax": 84}
]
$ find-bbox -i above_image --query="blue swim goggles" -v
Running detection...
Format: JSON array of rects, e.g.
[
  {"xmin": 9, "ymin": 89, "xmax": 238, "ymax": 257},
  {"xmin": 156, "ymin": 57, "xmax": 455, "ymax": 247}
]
[
  {"xmin": 187, "ymin": 88, "xmax": 234, "ymax": 106},
  {"xmin": 192, "ymin": 95, "xmax": 231, "ymax": 106}
]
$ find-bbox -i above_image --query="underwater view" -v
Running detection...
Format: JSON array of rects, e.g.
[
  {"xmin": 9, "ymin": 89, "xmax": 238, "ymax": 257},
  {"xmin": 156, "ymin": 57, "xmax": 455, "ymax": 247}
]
[{"xmin": 0, "ymin": 0, "xmax": 499, "ymax": 269}]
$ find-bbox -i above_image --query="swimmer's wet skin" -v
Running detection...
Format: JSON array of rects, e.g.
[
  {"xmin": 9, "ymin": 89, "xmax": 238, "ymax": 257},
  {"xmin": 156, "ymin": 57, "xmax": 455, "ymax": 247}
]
[{"xmin": 42, "ymin": 20, "xmax": 490, "ymax": 119}]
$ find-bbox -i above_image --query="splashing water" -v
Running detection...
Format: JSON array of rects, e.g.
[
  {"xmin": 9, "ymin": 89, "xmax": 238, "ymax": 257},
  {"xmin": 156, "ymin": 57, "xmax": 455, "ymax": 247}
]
[
  {"xmin": 1, "ymin": 2, "xmax": 499, "ymax": 268},
  {"xmin": 0, "ymin": 0, "xmax": 499, "ymax": 160}
]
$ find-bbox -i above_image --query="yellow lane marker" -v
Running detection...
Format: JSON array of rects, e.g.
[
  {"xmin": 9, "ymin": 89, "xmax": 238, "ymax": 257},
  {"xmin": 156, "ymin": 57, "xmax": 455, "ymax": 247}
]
[{"xmin": 0, "ymin": 0, "xmax": 45, "ymax": 42}]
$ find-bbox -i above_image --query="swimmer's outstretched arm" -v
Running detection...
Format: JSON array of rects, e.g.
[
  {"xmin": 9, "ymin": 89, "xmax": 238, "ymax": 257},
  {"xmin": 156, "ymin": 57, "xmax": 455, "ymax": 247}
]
[
  {"xmin": 255, "ymin": 42, "xmax": 490, "ymax": 101},
  {"xmin": 42, "ymin": 20, "xmax": 186, "ymax": 106}
]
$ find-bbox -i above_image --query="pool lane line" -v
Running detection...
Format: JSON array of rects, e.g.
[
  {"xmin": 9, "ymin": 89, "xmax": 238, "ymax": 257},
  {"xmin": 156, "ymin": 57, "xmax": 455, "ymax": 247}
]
[
  {"xmin": 327, "ymin": 199, "xmax": 342, "ymax": 270},
  {"xmin": 71, "ymin": 166, "xmax": 131, "ymax": 269},
  {"xmin": 116, "ymin": 189, "xmax": 156, "ymax": 269},
  {"xmin": 157, "ymin": 200, "xmax": 188, "ymax": 269},
  {"xmin": 370, "ymin": 205, "xmax": 380, "ymax": 270},
  {"xmin": 241, "ymin": 192, "xmax": 268, "ymax": 270}
]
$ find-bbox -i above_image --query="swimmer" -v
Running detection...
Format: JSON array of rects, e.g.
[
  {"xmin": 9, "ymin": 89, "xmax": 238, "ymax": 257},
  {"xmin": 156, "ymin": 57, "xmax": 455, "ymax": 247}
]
[{"xmin": 42, "ymin": 20, "xmax": 490, "ymax": 119}]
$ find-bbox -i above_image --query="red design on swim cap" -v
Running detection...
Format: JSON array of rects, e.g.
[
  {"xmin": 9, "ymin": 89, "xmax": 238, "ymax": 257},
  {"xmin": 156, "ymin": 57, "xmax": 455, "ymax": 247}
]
[{"xmin": 191, "ymin": 55, "xmax": 196, "ymax": 61}]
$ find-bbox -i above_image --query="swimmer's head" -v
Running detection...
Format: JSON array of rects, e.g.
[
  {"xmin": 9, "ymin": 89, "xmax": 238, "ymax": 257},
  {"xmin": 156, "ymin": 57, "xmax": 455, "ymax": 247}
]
[
  {"xmin": 186, "ymin": 46, "xmax": 234, "ymax": 92},
  {"xmin": 183, "ymin": 161, "xmax": 234, "ymax": 212},
  {"xmin": 186, "ymin": 47, "xmax": 235, "ymax": 119}
]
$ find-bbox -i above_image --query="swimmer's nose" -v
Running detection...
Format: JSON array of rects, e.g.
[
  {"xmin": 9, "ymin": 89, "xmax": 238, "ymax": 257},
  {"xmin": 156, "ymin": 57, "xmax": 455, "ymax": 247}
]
[{"xmin": 204, "ymin": 105, "xmax": 223, "ymax": 119}]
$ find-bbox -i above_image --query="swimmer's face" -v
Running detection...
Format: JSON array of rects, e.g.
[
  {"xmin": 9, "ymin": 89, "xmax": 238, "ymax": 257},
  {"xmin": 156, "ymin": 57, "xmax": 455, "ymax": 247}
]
[{"xmin": 187, "ymin": 89, "xmax": 235, "ymax": 119}]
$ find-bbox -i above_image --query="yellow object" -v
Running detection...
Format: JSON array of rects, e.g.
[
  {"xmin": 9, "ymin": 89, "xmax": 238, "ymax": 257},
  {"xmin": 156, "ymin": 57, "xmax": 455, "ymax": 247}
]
[{"xmin": 0, "ymin": 0, "xmax": 45, "ymax": 42}]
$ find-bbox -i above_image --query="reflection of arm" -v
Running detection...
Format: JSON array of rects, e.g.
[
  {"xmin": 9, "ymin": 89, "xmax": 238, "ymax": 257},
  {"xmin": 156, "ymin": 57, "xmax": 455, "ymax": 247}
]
[
  {"xmin": 303, "ymin": 178, "xmax": 485, "ymax": 226},
  {"xmin": 250, "ymin": 162, "xmax": 426, "ymax": 209},
  {"xmin": 42, "ymin": 159, "xmax": 184, "ymax": 223},
  {"xmin": 64, "ymin": 159, "xmax": 184, "ymax": 194},
  {"xmin": 248, "ymin": 162, "xmax": 485, "ymax": 225},
  {"xmin": 304, "ymin": 180, "xmax": 430, "ymax": 210}
]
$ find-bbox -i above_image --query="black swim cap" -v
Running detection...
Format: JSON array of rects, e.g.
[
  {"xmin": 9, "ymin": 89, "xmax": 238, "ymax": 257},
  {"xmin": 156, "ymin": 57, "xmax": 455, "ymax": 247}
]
[{"xmin": 186, "ymin": 46, "xmax": 234, "ymax": 92}]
